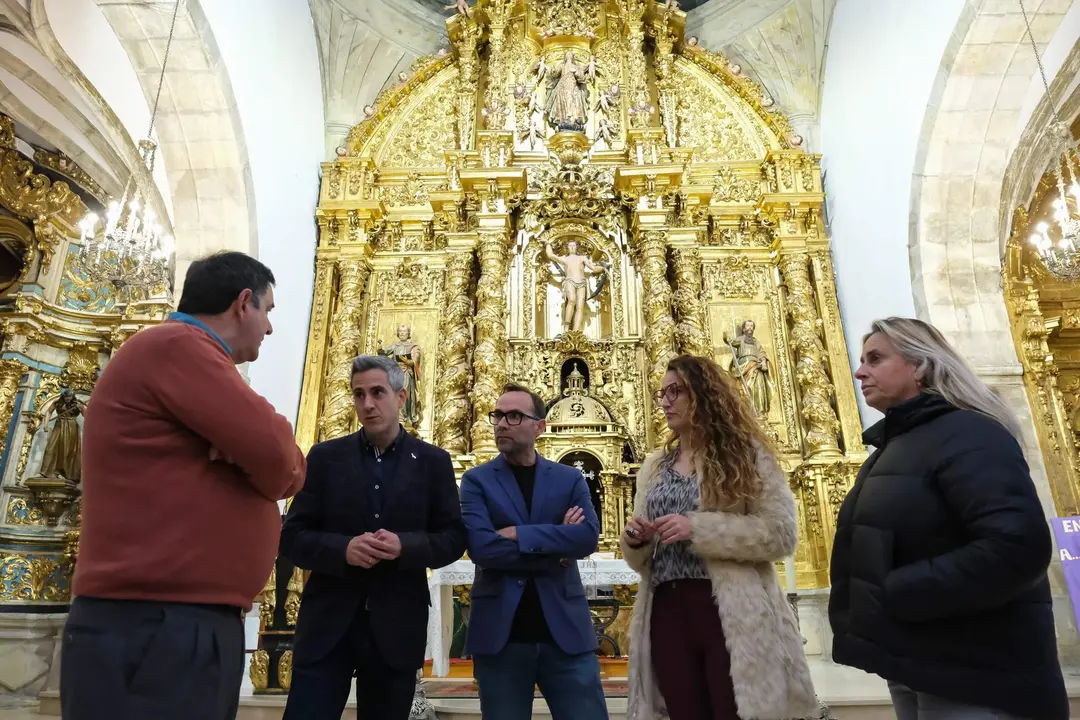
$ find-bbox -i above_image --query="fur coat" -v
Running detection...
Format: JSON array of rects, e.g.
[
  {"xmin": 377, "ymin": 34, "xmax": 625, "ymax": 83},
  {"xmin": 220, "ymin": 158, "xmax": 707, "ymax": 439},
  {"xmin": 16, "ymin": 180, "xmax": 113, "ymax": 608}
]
[{"xmin": 621, "ymin": 445, "xmax": 817, "ymax": 720}]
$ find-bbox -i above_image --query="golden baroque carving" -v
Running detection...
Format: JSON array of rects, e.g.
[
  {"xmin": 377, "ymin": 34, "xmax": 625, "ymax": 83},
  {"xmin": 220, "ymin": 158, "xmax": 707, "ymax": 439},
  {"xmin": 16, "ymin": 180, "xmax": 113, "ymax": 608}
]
[
  {"xmin": 6, "ymin": 496, "xmax": 43, "ymax": 526},
  {"xmin": 779, "ymin": 253, "xmax": 841, "ymax": 456},
  {"xmin": 387, "ymin": 257, "xmax": 437, "ymax": 306},
  {"xmin": 470, "ymin": 232, "xmax": 512, "ymax": 454},
  {"xmin": 33, "ymin": 149, "xmax": 106, "ymax": 204},
  {"xmin": 380, "ymin": 174, "xmax": 431, "ymax": 208},
  {"xmin": 382, "ymin": 73, "xmax": 460, "ymax": 168},
  {"xmin": 249, "ymin": 649, "xmax": 269, "ymax": 691},
  {"xmin": 61, "ymin": 344, "xmax": 100, "ymax": 393},
  {"xmin": 0, "ymin": 358, "xmax": 25, "ymax": 445},
  {"xmin": 670, "ymin": 247, "xmax": 710, "ymax": 356},
  {"xmin": 675, "ymin": 63, "xmax": 758, "ymax": 162},
  {"xmin": 0, "ymin": 553, "xmax": 65, "ymax": 602},
  {"xmin": 703, "ymin": 255, "xmax": 762, "ymax": 298},
  {"xmin": 434, "ymin": 251, "xmax": 476, "ymax": 455},
  {"xmin": 633, "ymin": 230, "xmax": 677, "ymax": 441},
  {"xmin": 0, "ymin": 147, "xmax": 84, "ymax": 227},
  {"xmin": 711, "ymin": 166, "xmax": 760, "ymax": 203},
  {"xmin": 278, "ymin": 650, "xmax": 293, "ymax": 691},
  {"xmin": 0, "ymin": 114, "xmax": 13, "ymax": 148},
  {"xmin": 322, "ymin": 259, "xmax": 371, "ymax": 441},
  {"xmin": 257, "ymin": 565, "xmax": 276, "ymax": 628},
  {"xmin": 285, "ymin": 567, "xmax": 303, "ymax": 626}
]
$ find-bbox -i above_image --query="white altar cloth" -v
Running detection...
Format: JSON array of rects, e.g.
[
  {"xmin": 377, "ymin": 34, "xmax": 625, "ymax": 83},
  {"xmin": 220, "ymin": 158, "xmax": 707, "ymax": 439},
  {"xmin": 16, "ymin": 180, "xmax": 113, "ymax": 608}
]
[{"xmin": 425, "ymin": 557, "xmax": 639, "ymax": 676}]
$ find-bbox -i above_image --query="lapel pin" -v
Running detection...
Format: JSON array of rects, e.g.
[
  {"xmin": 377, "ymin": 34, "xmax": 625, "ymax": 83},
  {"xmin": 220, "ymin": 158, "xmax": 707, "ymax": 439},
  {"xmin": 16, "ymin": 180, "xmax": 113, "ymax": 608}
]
[{"xmin": 411, "ymin": 452, "xmax": 417, "ymax": 459}]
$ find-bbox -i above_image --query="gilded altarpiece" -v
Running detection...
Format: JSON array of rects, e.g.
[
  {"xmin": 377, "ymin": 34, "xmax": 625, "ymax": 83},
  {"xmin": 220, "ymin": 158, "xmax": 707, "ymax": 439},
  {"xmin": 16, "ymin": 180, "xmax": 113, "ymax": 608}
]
[
  {"xmin": 0, "ymin": 114, "xmax": 169, "ymax": 611},
  {"xmin": 269, "ymin": 0, "xmax": 865, "ymax": 689}
]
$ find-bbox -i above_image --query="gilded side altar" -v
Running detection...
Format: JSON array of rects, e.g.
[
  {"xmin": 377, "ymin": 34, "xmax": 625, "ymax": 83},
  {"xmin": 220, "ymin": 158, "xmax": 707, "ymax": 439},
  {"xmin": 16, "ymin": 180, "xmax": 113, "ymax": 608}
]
[{"xmin": 262, "ymin": 0, "xmax": 866, "ymax": 691}]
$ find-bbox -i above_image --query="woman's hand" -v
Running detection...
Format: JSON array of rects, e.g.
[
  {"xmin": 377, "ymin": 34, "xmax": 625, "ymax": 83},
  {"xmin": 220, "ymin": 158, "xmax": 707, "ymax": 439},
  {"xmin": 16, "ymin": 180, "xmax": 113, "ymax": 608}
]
[
  {"xmin": 655, "ymin": 514, "xmax": 692, "ymax": 545},
  {"xmin": 623, "ymin": 516, "xmax": 656, "ymax": 548}
]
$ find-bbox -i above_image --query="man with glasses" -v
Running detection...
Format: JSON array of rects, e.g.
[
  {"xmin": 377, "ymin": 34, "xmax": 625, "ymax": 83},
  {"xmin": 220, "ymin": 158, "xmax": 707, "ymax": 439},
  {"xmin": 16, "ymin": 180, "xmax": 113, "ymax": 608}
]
[{"xmin": 460, "ymin": 383, "xmax": 608, "ymax": 720}]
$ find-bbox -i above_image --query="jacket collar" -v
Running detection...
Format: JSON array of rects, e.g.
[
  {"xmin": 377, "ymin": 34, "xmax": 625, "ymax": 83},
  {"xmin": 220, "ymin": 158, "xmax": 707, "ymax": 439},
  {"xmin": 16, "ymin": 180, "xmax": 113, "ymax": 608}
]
[
  {"xmin": 492, "ymin": 452, "xmax": 552, "ymax": 523},
  {"xmin": 862, "ymin": 391, "xmax": 956, "ymax": 448}
]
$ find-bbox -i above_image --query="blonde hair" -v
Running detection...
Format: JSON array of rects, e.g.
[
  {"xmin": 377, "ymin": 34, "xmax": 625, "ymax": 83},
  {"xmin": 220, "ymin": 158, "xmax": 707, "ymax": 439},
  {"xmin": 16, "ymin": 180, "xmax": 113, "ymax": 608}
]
[
  {"xmin": 665, "ymin": 355, "xmax": 770, "ymax": 510},
  {"xmin": 866, "ymin": 318, "xmax": 1022, "ymax": 439}
]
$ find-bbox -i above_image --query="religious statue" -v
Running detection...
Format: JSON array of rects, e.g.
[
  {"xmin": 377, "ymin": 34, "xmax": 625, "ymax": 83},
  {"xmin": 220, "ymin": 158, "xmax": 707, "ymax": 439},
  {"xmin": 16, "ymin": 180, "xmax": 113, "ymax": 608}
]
[
  {"xmin": 544, "ymin": 51, "xmax": 589, "ymax": 132},
  {"xmin": 443, "ymin": 0, "xmax": 469, "ymax": 18},
  {"xmin": 39, "ymin": 387, "xmax": 84, "ymax": 482},
  {"xmin": 377, "ymin": 324, "xmax": 423, "ymax": 432},
  {"xmin": 724, "ymin": 320, "xmax": 771, "ymax": 415},
  {"xmin": 544, "ymin": 239, "xmax": 606, "ymax": 334}
]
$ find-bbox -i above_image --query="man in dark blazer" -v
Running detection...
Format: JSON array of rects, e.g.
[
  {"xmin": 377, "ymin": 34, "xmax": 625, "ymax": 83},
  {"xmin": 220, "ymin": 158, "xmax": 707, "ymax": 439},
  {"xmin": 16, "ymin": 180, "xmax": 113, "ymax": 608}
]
[
  {"xmin": 280, "ymin": 354, "xmax": 467, "ymax": 720},
  {"xmin": 460, "ymin": 383, "xmax": 608, "ymax": 720}
]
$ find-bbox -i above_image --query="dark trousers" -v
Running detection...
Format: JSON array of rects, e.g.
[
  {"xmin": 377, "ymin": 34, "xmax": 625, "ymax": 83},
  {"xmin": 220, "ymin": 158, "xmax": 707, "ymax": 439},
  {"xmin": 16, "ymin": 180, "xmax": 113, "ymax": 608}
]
[
  {"xmin": 651, "ymin": 579, "xmax": 742, "ymax": 720},
  {"xmin": 60, "ymin": 596, "xmax": 245, "ymax": 720},
  {"xmin": 283, "ymin": 607, "xmax": 416, "ymax": 720},
  {"xmin": 473, "ymin": 642, "xmax": 609, "ymax": 720}
]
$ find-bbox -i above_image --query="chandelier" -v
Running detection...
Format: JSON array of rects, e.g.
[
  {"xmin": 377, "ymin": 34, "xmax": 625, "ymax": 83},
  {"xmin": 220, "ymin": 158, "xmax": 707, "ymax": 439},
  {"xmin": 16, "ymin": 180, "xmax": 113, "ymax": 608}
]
[
  {"xmin": 78, "ymin": 0, "xmax": 180, "ymax": 295},
  {"xmin": 1021, "ymin": 0, "xmax": 1080, "ymax": 281}
]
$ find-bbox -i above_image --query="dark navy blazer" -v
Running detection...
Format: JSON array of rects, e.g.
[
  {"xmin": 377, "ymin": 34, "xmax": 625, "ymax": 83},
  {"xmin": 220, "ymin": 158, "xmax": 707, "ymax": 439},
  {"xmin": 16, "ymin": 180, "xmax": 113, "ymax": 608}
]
[{"xmin": 460, "ymin": 454, "xmax": 600, "ymax": 656}]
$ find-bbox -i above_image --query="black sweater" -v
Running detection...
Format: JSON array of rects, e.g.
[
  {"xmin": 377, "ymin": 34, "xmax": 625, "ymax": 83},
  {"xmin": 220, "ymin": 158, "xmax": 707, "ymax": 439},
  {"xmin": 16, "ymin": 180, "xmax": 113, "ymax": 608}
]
[{"xmin": 828, "ymin": 393, "xmax": 1067, "ymax": 719}]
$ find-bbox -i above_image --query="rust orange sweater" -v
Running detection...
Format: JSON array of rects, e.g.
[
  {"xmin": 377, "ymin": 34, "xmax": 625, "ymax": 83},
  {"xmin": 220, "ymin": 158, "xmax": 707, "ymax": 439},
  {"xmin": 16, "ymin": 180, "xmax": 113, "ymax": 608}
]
[{"xmin": 73, "ymin": 320, "xmax": 305, "ymax": 609}]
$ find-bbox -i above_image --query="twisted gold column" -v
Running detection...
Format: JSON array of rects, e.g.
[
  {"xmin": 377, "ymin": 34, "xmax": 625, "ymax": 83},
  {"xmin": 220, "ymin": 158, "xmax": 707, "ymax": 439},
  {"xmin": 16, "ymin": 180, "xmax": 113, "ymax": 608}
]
[
  {"xmin": 470, "ymin": 231, "xmax": 511, "ymax": 455},
  {"xmin": 671, "ymin": 246, "xmax": 709, "ymax": 357},
  {"xmin": 779, "ymin": 253, "xmax": 840, "ymax": 456},
  {"xmin": 634, "ymin": 230, "xmax": 677, "ymax": 441},
  {"xmin": 322, "ymin": 259, "xmax": 372, "ymax": 441},
  {"xmin": 434, "ymin": 250, "xmax": 476, "ymax": 456}
]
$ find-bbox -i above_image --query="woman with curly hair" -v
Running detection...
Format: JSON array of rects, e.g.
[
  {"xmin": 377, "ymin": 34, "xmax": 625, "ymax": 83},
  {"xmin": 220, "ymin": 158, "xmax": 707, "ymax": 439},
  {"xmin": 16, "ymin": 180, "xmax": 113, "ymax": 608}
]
[{"xmin": 622, "ymin": 355, "xmax": 816, "ymax": 720}]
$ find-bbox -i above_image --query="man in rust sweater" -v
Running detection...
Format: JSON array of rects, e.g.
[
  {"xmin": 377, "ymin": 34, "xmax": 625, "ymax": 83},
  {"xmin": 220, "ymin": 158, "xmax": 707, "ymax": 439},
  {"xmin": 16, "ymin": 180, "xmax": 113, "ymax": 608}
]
[{"xmin": 61, "ymin": 251, "xmax": 305, "ymax": 720}]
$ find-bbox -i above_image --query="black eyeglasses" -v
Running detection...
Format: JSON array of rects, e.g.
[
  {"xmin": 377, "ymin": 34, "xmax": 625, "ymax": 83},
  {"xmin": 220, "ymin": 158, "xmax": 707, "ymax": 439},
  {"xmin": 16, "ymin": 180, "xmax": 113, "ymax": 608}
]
[
  {"xmin": 488, "ymin": 410, "xmax": 541, "ymax": 426},
  {"xmin": 652, "ymin": 384, "xmax": 684, "ymax": 404}
]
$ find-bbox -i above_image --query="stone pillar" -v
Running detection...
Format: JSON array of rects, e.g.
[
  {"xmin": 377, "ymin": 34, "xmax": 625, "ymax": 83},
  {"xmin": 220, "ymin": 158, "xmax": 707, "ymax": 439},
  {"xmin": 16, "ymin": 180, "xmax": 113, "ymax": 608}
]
[
  {"xmin": 322, "ymin": 256, "xmax": 372, "ymax": 441},
  {"xmin": 434, "ymin": 245, "xmax": 477, "ymax": 457},
  {"xmin": 778, "ymin": 252, "xmax": 841, "ymax": 457},
  {"xmin": 632, "ymin": 228, "xmax": 677, "ymax": 442},
  {"xmin": 470, "ymin": 226, "xmax": 512, "ymax": 456},
  {"xmin": 670, "ymin": 243, "xmax": 710, "ymax": 357}
]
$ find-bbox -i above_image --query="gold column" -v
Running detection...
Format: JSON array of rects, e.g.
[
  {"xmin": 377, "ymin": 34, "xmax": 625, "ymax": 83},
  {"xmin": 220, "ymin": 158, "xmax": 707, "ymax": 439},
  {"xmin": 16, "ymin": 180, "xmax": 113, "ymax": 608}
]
[
  {"xmin": 434, "ymin": 245, "xmax": 477, "ymax": 456},
  {"xmin": 633, "ymin": 228, "xmax": 677, "ymax": 441},
  {"xmin": 455, "ymin": 21, "xmax": 479, "ymax": 152},
  {"xmin": 0, "ymin": 358, "xmax": 24, "ymax": 442},
  {"xmin": 625, "ymin": 0, "xmax": 652, "ymax": 129},
  {"xmin": 295, "ymin": 257, "xmax": 336, "ymax": 452},
  {"xmin": 483, "ymin": 0, "xmax": 510, "ymax": 130},
  {"xmin": 322, "ymin": 256, "xmax": 372, "ymax": 441},
  {"xmin": 778, "ymin": 252, "xmax": 841, "ymax": 457},
  {"xmin": 670, "ymin": 244, "xmax": 709, "ymax": 357},
  {"xmin": 470, "ymin": 226, "xmax": 512, "ymax": 455},
  {"xmin": 599, "ymin": 470, "xmax": 619, "ymax": 550}
]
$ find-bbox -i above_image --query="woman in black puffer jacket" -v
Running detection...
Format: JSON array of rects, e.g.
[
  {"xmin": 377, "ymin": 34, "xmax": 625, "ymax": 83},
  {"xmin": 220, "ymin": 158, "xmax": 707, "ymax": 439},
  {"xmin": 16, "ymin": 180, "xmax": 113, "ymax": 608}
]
[{"xmin": 829, "ymin": 317, "xmax": 1067, "ymax": 720}]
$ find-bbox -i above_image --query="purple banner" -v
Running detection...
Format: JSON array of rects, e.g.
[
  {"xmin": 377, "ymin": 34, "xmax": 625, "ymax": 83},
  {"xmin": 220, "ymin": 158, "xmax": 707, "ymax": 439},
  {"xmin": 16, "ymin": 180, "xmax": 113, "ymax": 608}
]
[{"xmin": 1051, "ymin": 516, "xmax": 1080, "ymax": 631}]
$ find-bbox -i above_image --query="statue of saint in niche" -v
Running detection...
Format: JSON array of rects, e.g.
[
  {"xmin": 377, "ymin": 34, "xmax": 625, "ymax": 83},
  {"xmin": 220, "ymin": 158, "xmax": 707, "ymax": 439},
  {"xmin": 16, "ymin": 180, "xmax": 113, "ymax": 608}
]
[
  {"xmin": 39, "ymin": 387, "xmax": 84, "ymax": 482},
  {"xmin": 544, "ymin": 239, "xmax": 606, "ymax": 334},
  {"xmin": 724, "ymin": 320, "xmax": 771, "ymax": 416},
  {"xmin": 544, "ymin": 51, "xmax": 589, "ymax": 133},
  {"xmin": 378, "ymin": 324, "xmax": 423, "ymax": 432}
]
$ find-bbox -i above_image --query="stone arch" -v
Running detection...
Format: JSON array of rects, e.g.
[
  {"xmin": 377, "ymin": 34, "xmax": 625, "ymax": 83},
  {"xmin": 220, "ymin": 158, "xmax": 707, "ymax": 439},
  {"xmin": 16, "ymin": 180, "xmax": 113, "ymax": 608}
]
[
  {"xmin": 911, "ymin": 0, "xmax": 1069, "ymax": 368},
  {"xmin": 58, "ymin": 0, "xmax": 257, "ymax": 287}
]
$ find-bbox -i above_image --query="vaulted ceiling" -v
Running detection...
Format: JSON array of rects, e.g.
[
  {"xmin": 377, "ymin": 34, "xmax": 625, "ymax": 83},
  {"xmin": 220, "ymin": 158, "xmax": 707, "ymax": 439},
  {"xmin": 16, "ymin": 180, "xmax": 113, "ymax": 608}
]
[{"xmin": 312, "ymin": 0, "xmax": 834, "ymax": 153}]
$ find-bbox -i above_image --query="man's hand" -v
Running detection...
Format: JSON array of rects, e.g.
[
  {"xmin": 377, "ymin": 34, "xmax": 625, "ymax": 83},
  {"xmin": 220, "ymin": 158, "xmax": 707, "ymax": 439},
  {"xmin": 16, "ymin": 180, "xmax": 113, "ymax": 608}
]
[
  {"xmin": 370, "ymin": 529, "xmax": 403, "ymax": 560},
  {"xmin": 495, "ymin": 526, "xmax": 518, "ymax": 541},
  {"xmin": 346, "ymin": 534, "xmax": 383, "ymax": 569},
  {"xmin": 563, "ymin": 506, "xmax": 584, "ymax": 525},
  {"xmin": 655, "ymin": 514, "xmax": 693, "ymax": 545}
]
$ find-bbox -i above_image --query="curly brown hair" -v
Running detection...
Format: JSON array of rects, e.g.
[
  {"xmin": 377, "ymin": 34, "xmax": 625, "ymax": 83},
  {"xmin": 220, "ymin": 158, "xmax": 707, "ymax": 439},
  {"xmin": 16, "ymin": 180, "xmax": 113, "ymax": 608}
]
[{"xmin": 664, "ymin": 354, "xmax": 769, "ymax": 510}]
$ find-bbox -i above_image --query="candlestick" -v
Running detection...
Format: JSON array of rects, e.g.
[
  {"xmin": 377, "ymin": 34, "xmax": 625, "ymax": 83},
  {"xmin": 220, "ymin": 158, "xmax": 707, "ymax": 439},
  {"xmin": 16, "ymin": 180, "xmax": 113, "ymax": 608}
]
[{"xmin": 783, "ymin": 557, "xmax": 797, "ymax": 594}]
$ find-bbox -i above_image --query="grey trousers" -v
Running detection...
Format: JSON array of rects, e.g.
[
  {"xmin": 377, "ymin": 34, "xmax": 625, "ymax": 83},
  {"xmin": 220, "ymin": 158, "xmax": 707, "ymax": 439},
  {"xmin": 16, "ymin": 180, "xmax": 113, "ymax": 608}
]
[
  {"xmin": 889, "ymin": 683, "xmax": 1030, "ymax": 720},
  {"xmin": 61, "ymin": 596, "xmax": 245, "ymax": 720}
]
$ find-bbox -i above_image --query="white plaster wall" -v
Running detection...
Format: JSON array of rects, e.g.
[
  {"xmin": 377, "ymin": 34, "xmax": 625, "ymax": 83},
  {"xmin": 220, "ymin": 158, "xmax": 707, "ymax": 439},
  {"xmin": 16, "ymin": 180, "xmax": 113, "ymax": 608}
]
[
  {"xmin": 197, "ymin": 0, "xmax": 324, "ymax": 423},
  {"xmin": 44, "ymin": 0, "xmax": 173, "ymax": 219},
  {"xmin": 819, "ymin": 0, "xmax": 967, "ymax": 425}
]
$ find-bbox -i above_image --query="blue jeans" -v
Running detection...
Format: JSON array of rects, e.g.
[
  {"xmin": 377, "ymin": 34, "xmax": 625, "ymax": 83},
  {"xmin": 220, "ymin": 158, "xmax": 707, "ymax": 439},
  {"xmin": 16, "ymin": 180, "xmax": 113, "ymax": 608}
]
[
  {"xmin": 889, "ymin": 683, "xmax": 1029, "ymax": 720},
  {"xmin": 473, "ymin": 643, "xmax": 609, "ymax": 720}
]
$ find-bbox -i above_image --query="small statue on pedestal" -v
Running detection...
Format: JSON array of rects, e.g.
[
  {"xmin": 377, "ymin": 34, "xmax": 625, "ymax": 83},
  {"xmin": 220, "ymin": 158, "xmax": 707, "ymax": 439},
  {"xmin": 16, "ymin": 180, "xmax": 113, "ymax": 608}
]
[
  {"xmin": 39, "ymin": 387, "xmax": 84, "ymax": 483},
  {"xmin": 544, "ymin": 240, "xmax": 607, "ymax": 334},
  {"xmin": 544, "ymin": 52, "xmax": 589, "ymax": 133}
]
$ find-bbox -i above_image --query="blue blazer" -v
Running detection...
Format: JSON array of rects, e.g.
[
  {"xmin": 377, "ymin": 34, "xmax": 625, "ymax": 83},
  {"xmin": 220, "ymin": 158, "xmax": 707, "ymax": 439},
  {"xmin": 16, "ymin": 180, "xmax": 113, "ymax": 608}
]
[{"xmin": 460, "ymin": 454, "xmax": 600, "ymax": 656}]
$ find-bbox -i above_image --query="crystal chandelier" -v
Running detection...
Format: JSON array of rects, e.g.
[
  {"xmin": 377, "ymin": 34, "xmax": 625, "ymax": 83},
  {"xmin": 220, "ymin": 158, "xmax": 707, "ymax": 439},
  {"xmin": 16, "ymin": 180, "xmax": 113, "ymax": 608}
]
[
  {"xmin": 78, "ymin": 0, "xmax": 180, "ymax": 295},
  {"xmin": 1021, "ymin": 0, "xmax": 1080, "ymax": 281}
]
